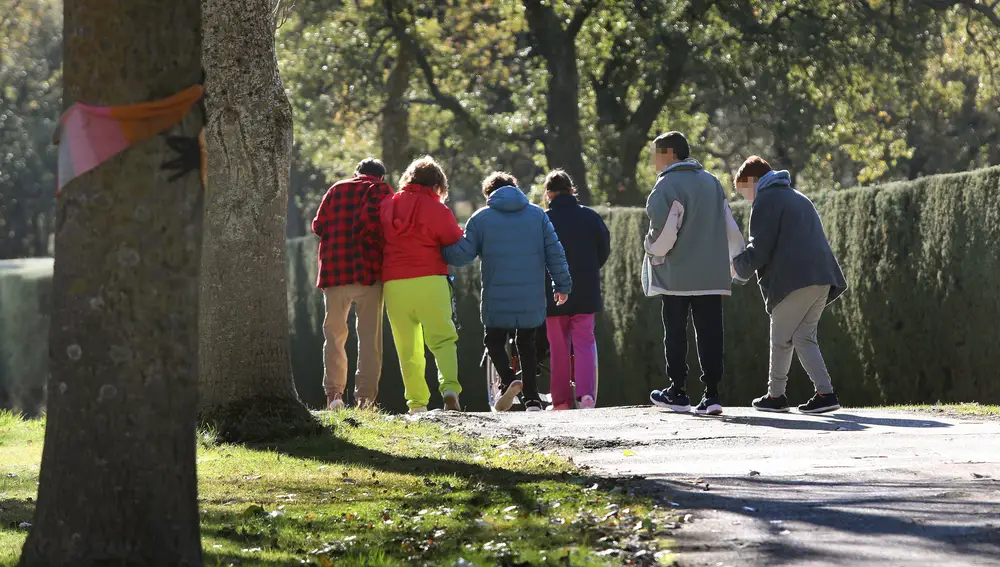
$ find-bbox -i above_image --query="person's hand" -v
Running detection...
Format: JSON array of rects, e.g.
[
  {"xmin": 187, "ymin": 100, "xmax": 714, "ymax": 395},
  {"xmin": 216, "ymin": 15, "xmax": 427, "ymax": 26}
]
[
  {"xmin": 731, "ymin": 264, "xmax": 736, "ymax": 279},
  {"xmin": 554, "ymin": 292, "xmax": 569, "ymax": 306}
]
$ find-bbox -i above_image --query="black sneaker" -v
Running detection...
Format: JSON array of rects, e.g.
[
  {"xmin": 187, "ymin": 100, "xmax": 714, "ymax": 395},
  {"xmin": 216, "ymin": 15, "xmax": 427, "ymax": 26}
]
[
  {"xmin": 523, "ymin": 396, "xmax": 544, "ymax": 412},
  {"xmin": 752, "ymin": 394, "xmax": 790, "ymax": 413},
  {"xmin": 798, "ymin": 392, "xmax": 841, "ymax": 414},
  {"xmin": 694, "ymin": 396, "xmax": 723, "ymax": 416},
  {"xmin": 650, "ymin": 386, "xmax": 691, "ymax": 413},
  {"xmin": 493, "ymin": 379, "xmax": 523, "ymax": 412}
]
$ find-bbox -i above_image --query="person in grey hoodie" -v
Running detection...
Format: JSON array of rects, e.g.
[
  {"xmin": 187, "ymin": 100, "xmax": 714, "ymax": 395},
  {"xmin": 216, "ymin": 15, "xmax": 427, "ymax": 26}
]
[
  {"xmin": 644, "ymin": 131, "xmax": 745, "ymax": 415},
  {"xmin": 731, "ymin": 156, "xmax": 848, "ymax": 414}
]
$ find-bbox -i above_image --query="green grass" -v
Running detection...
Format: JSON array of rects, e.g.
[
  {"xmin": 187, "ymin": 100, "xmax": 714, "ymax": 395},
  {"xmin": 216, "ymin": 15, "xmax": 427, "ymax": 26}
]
[
  {"xmin": 0, "ymin": 409, "xmax": 676, "ymax": 566},
  {"xmin": 875, "ymin": 402, "xmax": 1000, "ymax": 417}
]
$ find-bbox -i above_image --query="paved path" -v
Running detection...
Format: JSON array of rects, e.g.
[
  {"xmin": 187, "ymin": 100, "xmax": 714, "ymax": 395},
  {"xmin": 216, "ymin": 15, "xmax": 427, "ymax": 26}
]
[{"xmin": 431, "ymin": 406, "xmax": 1000, "ymax": 566}]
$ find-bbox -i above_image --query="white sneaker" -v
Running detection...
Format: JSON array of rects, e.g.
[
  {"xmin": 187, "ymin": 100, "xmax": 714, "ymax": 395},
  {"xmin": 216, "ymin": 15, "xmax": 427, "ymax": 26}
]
[
  {"xmin": 327, "ymin": 397, "xmax": 346, "ymax": 411},
  {"xmin": 579, "ymin": 395, "xmax": 596, "ymax": 409},
  {"xmin": 443, "ymin": 390, "xmax": 461, "ymax": 411},
  {"xmin": 493, "ymin": 380, "xmax": 522, "ymax": 412},
  {"xmin": 409, "ymin": 406, "xmax": 428, "ymax": 415}
]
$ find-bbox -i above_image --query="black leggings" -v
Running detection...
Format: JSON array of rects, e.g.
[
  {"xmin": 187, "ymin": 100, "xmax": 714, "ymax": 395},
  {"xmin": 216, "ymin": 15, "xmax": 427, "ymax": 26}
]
[{"xmin": 484, "ymin": 327, "xmax": 538, "ymax": 396}]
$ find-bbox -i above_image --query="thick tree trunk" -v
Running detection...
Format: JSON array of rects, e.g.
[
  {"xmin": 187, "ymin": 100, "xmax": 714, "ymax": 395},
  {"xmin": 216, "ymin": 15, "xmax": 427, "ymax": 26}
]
[
  {"xmin": 19, "ymin": 2, "xmax": 204, "ymax": 566},
  {"xmin": 201, "ymin": 0, "xmax": 321, "ymax": 442},
  {"xmin": 523, "ymin": 0, "xmax": 593, "ymax": 204},
  {"xmin": 381, "ymin": 49, "xmax": 412, "ymax": 183}
]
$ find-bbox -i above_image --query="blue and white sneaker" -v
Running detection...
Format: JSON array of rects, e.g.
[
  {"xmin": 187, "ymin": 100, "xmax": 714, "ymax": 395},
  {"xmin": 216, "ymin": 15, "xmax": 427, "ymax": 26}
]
[
  {"xmin": 650, "ymin": 387, "xmax": 691, "ymax": 413},
  {"xmin": 694, "ymin": 396, "xmax": 723, "ymax": 416}
]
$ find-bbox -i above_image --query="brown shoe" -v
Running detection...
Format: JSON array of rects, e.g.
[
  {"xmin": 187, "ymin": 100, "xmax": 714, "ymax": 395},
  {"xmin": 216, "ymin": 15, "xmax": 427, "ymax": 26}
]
[{"xmin": 443, "ymin": 390, "xmax": 462, "ymax": 411}]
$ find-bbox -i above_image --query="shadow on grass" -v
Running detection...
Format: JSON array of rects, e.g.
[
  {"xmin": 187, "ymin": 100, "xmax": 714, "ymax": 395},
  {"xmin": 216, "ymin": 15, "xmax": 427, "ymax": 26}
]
[{"xmin": 255, "ymin": 428, "xmax": 593, "ymax": 513}]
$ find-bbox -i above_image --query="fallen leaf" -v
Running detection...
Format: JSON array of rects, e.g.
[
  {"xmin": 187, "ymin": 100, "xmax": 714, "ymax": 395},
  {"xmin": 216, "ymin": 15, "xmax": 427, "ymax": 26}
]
[
  {"xmin": 749, "ymin": 470, "xmax": 761, "ymax": 476},
  {"xmin": 623, "ymin": 450, "xmax": 636, "ymax": 457}
]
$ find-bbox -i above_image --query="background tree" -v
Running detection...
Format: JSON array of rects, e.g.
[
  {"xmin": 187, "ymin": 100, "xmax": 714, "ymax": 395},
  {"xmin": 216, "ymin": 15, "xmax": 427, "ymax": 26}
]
[
  {"xmin": 0, "ymin": 0, "xmax": 61, "ymax": 259},
  {"xmin": 18, "ymin": 0, "xmax": 204, "ymax": 565},
  {"xmin": 200, "ymin": 0, "xmax": 322, "ymax": 442}
]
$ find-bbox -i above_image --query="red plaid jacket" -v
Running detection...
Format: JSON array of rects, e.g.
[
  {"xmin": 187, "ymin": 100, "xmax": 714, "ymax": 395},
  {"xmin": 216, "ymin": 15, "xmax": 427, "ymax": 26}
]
[{"xmin": 312, "ymin": 175, "xmax": 394, "ymax": 288}]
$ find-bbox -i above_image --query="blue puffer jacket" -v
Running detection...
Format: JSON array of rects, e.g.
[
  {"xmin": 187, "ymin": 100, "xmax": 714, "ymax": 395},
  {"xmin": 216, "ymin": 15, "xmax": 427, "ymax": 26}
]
[{"xmin": 444, "ymin": 186, "xmax": 572, "ymax": 329}]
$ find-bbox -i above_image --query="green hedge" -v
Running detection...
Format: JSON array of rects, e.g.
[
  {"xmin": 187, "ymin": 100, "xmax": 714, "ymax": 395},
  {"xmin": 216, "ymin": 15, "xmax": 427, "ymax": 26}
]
[
  {"xmin": 5, "ymin": 166, "xmax": 999, "ymax": 414},
  {"xmin": 0, "ymin": 258, "xmax": 52, "ymax": 416}
]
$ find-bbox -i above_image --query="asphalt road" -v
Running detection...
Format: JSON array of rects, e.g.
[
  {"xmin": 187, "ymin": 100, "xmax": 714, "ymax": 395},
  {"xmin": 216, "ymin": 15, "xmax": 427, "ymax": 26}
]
[{"xmin": 429, "ymin": 406, "xmax": 1000, "ymax": 566}]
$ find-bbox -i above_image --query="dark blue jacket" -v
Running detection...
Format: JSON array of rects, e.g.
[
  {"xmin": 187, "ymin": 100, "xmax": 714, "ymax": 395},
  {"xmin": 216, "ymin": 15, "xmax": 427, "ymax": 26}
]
[
  {"xmin": 443, "ymin": 186, "xmax": 572, "ymax": 329},
  {"xmin": 545, "ymin": 193, "xmax": 611, "ymax": 316},
  {"xmin": 733, "ymin": 170, "xmax": 848, "ymax": 313}
]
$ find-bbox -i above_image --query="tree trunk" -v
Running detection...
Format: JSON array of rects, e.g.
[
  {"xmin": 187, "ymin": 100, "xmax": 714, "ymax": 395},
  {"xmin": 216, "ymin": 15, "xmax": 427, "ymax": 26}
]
[
  {"xmin": 19, "ymin": 2, "xmax": 204, "ymax": 566},
  {"xmin": 381, "ymin": 48, "xmax": 412, "ymax": 183},
  {"xmin": 523, "ymin": 0, "xmax": 593, "ymax": 204},
  {"xmin": 200, "ymin": 0, "xmax": 321, "ymax": 442}
]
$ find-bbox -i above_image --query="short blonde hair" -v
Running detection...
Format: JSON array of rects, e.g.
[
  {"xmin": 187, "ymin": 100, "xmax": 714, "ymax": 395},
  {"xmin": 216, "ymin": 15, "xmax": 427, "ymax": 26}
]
[{"xmin": 400, "ymin": 156, "xmax": 448, "ymax": 194}]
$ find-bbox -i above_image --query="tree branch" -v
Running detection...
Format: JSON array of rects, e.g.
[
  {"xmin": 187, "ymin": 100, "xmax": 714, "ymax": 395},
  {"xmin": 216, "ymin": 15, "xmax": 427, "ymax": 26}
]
[
  {"xmin": 567, "ymin": 0, "xmax": 599, "ymax": 39},
  {"xmin": 382, "ymin": 0, "xmax": 480, "ymax": 135},
  {"xmin": 920, "ymin": 0, "xmax": 1000, "ymax": 27}
]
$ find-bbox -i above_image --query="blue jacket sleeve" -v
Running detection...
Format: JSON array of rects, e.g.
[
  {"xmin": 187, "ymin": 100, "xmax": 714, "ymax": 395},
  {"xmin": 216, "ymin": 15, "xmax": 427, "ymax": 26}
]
[
  {"xmin": 442, "ymin": 216, "xmax": 481, "ymax": 267},
  {"xmin": 543, "ymin": 214, "xmax": 572, "ymax": 294},
  {"xmin": 732, "ymin": 194, "xmax": 779, "ymax": 281}
]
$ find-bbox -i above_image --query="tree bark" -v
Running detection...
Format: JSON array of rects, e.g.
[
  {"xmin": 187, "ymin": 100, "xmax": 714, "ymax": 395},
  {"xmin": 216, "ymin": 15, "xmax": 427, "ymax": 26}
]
[
  {"xmin": 201, "ymin": 0, "xmax": 321, "ymax": 442},
  {"xmin": 381, "ymin": 48, "xmax": 412, "ymax": 182},
  {"xmin": 522, "ymin": 0, "xmax": 595, "ymax": 204},
  {"xmin": 19, "ymin": 1, "xmax": 204, "ymax": 566}
]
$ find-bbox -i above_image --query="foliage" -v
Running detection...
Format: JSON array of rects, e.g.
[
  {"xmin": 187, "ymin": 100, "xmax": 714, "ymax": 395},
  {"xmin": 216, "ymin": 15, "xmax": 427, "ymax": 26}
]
[
  {"xmin": 276, "ymin": 0, "xmax": 1000, "ymax": 226},
  {"xmin": 1, "ymin": 410, "xmax": 677, "ymax": 566},
  {"xmin": 0, "ymin": 0, "xmax": 61, "ymax": 258}
]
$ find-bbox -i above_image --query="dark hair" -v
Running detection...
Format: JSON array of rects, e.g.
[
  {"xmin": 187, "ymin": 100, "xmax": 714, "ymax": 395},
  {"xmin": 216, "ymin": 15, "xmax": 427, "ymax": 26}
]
[
  {"xmin": 355, "ymin": 157, "xmax": 386, "ymax": 179},
  {"xmin": 734, "ymin": 155, "xmax": 773, "ymax": 186},
  {"xmin": 481, "ymin": 171, "xmax": 518, "ymax": 197},
  {"xmin": 400, "ymin": 156, "xmax": 448, "ymax": 193},
  {"xmin": 543, "ymin": 169, "xmax": 574, "ymax": 194},
  {"xmin": 652, "ymin": 131, "xmax": 690, "ymax": 161}
]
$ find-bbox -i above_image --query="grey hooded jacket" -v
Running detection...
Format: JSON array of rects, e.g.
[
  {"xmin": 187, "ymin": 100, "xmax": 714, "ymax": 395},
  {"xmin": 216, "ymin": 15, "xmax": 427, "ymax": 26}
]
[
  {"xmin": 642, "ymin": 160, "xmax": 744, "ymax": 296},
  {"xmin": 732, "ymin": 170, "xmax": 847, "ymax": 313}
]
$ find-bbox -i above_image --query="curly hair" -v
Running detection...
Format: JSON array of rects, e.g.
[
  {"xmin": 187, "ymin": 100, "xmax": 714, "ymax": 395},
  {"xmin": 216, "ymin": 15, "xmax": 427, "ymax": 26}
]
[
  {"xmin": 400, "ymin": 156, "xmax": 448, "ymax": 193},
  {"xmin": 481, "ymin": 171, "xmax": 518, "ymax": 197}
]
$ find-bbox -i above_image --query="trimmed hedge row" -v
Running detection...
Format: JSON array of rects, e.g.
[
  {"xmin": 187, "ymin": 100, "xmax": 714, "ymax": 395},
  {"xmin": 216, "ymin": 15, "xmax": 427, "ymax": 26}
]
[
  {"xmin": 0, "ymin": 258, "xmax": 52, "ymax": 416},
  {"xmin": 4, "ymin": 166, "xmax": 998, "ymax": 413}
]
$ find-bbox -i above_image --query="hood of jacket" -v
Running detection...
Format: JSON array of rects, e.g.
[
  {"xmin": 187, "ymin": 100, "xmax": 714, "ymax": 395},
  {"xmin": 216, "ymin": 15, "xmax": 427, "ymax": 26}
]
[
  {"xmin": 487, "ymin": 185, "xmax": 529, "ymax": 213},
  {"xmin": 383, "ymin": 183, "xmax": 437, "ymax": 238},
  {"xmin": 756, "ymin": 169, "xmax": 792, "ymax": 192},
  {"xmin": 658, "ymin": 158, "xmax": 705, "ymax": 177}
]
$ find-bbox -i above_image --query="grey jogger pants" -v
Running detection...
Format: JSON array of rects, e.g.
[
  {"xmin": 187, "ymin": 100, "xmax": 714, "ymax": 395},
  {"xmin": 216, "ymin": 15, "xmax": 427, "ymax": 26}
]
[{"xmin": 768, "ymin": 285, "xmax": 834, "ymax": 397}]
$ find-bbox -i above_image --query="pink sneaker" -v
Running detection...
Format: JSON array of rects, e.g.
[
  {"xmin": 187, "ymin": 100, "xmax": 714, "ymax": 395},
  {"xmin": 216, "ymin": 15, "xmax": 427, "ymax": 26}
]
[
  {"xmin": 550, "ymin": 402, "xmax": 572, "ymax": 411},
  {"xmin": 578, "ymin": 395, "xmax": 596, "ymax": 409}
]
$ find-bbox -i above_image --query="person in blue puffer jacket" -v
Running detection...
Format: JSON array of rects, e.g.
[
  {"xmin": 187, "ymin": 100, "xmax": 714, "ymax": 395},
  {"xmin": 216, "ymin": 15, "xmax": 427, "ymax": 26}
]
[{"xmin": 444, "ymin": 172, "xmax": 572, "ymax": 412}]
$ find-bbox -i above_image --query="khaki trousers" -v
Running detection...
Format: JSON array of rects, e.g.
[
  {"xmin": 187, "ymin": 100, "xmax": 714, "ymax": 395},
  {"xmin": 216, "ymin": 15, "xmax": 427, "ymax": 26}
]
[
  {"xmin": 768, "ymin": 285, "xmax": 835, "ymax": 397},
  {"xmin": 322, "ymin": 284, "xmax": 384, "ymax": 404}
]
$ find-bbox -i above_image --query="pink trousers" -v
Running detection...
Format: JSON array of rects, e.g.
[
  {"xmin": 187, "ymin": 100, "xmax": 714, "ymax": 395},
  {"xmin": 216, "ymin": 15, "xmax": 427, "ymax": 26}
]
[{"xmin": 546, "ymin": 314, "xmax": 597, "ymax": 406}]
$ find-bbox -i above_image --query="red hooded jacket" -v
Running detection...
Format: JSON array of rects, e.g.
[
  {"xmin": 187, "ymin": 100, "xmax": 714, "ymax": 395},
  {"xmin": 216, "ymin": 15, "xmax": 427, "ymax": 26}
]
[{"xmin": 380, "ymin": 184, "xmax": 464, "ymax": 282}]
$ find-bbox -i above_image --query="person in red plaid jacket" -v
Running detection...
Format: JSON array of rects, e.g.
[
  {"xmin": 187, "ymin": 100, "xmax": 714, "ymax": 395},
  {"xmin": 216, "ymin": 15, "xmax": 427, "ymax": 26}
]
[{"xmin": 312, "ymin": 158, "xmax": 394, "ymax": 410}]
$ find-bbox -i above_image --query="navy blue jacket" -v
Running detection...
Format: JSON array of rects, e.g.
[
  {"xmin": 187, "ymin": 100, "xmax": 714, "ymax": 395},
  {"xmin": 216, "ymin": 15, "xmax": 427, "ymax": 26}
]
[
  {"xmin": 733, "ymin": 170, "xmax": 847, "ymax": 313},
  {"xmin": 545, "ymin": 193, "xmax": 611, "ymax": 316},
  {"xmin": 443, "ymin": 186, "xmax": 572, "ymax": 329}
]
